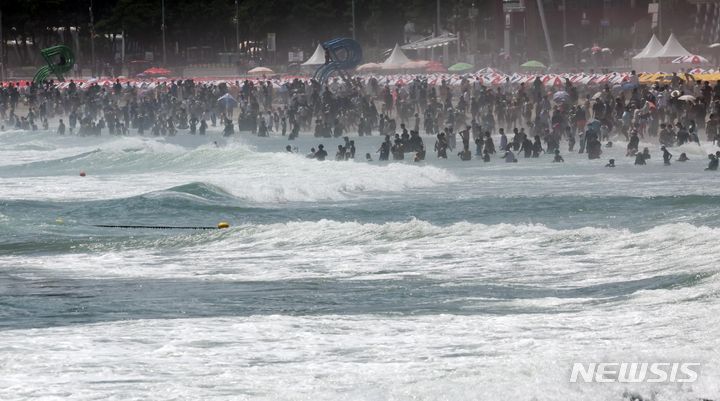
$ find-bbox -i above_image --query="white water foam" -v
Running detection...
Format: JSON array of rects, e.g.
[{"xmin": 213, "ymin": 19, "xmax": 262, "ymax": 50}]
[
  {"xmin": 0, "ymin": 133, "xmax": 456, "ymax": 202},
  {"xmin": 1, "ymin": 313, "xmax": 718, "ymax": 401},
  {"xmin": 4, "ymin": 220, "xmax": 718, "ymax": 288}
]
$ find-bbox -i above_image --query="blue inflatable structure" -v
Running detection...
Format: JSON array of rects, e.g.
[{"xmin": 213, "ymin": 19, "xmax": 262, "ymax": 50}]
[{"xmin": 313, "ymin": 38, "xmax": 362, "ymax": 83}]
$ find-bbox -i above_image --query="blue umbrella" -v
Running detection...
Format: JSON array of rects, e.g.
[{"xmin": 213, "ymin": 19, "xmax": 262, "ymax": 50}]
[
  {"xmin": 552, "ymin": 91, "xmax": 570, "ymax": 103},
  {"xmin": 217, "ymin": 93, "xmax": 238, "ymax": 108},
  {"xmin": 621, "ymin": 82, "xmax": 638, "ymax": 91}
]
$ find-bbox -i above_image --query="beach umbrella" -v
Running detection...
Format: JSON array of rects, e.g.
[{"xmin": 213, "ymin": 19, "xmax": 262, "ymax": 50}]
[
  {"xmin": 448, "ymin": 62, "xmax": 474, "ymax": 72},
  {"xmin": 563, "ymin": 43, "xmax": 575, "ymax": 48},
  {"xmin": 520, "ymin": 60, "xmax": 546, "ymax": 69},
  {"xmin": 621, "ymin": 82, "xmax": 638, "ymax": 91},
  {"xmin": 425, "ymin": 61, "xmax": 447, "ymax": 73},
  {"xmin": 248, "ymin": 66, "xmax": 273, "ymax": 74},
  {"xmin": 678, "ymin": 95, "xmax": 696, "ymax": 102},
  {"xmin": 401, "ymin": 60, "xmax": 430, "ymax": 70},
  {"xmin": 709, "ymin": 43, "xmax": 720, "ymax": 49},
  {"xmin": 552, "ymin": 91, "xmax": 570, "ymax": 103},
  {"xmin": 671, "ymin": 55, "xmax": 709, "ymax": 64},
  {"xmin": 217, "ymin": 93, "xmax": 238, "ymax": 108},
  {"xmin": 476, "ymin": 67, "xmax": 503, "ymax": 75},
  {"xmin": 591, "ymin": 91, "xmax": 603, "ymax": 100},
  {"xmin": 143, "ymin": 67, "xmax": 172, "ymax": 76},
  {"xmin": 356, "ymin": 63, "xmax": 381, "ymax": 72}
]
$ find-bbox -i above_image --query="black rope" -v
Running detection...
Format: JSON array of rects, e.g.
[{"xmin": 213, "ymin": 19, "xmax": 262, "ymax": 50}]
[{"xmin": 92, "ymin": 224, "xmax": 219, "ymax": 230}]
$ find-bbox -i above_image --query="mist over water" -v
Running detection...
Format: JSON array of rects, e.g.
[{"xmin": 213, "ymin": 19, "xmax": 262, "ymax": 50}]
[{"xmin": 1, "ymin": 128, "xmax": 720, "ymax": 400}]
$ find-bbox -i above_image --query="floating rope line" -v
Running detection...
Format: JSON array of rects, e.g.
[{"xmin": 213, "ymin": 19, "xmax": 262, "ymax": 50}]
[{"xmin": 90, "ymin": 221, "xmax": 230, "ymax": 230}]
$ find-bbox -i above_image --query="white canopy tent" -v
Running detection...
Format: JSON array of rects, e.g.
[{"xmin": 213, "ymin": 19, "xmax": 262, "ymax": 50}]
[
  {"xmin": 302, "ymin": 44, "xmax": 326, "ymax": 66},
  {"xmin": 382, "ymin": 44, "xmax": 412, "ymax": 69},
  {"xmin": 632, "ymin": 33, "xmax": 697, "ymax": 72},
  {"xmin": 654, "ymin": 33, "xmax": 692, "ymax": 58},
  {"xmin": 654, "ymin": 33, "xmax": 695, "ymax": 72},
  {"xmin": 632, "ymin": 35, "xmax": 664, "ymax": 72},
  {"xmin": 633, "ymin": 34, "xmax": 663, "ymax": 59}
]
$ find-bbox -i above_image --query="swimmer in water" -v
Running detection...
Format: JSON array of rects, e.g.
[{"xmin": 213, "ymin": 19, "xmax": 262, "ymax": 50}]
[
  {"xmin": 634, "ymin": 152, "xmax": 646, "ymax": 165},
  {"xmin": 414, "ymin": 143, "xmax": 426, "ymax": 162},
  {"xmin": 661, "ymin": 146, "xmax": 672, "ymax": 165},
  {"xmin": 307, "ymin": 147, "xmax": 316, "ymax": 158},
  {"xmin": 378, "ymin": 136, "xmax": 391, "ymax": 161},
  {"xmin": 678, "ymin": 153, "xmax": 689, "ymax": 162},
  {"xmin": 706, "ymin": 154, "xmax": 719, "ymax": 171},
  {"xmin": 336, "ymin": 144, "xmax": 346, "ymax": 161},
  {"xmin": 552, "ymin": 149, "xmax": 564, "ymax": 163},
  {"xmin": 314, "ymin": 144, "xmax": 328, "ymax": 161},
  {"xmin": 366, "ymin": 153, "xmax": 373, "ymax": 161},
  {"xmin": 503, "ymin": 148, "xmax": 517, "ymax": 163},
  {"xmin": 626, "ymin": 130, "xmax": 639, "ymax": 156},
  {"xmin": 458, "ymin": 138, "xmax": 472, "ymax": 161},
  {"xmin": 605, "ymin": 159, "xmax": 615, "ymax": 167},
  {"xmin": 641, "ymin": 147, "xmax": 651, "ymax": 160}
]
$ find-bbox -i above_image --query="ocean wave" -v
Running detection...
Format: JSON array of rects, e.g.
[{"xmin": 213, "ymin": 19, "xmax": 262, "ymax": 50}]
[
  {"xmin": 3, "ymin": 219, "xmax": 718, "ymax": 287},
  {"xmin": 0, "ymin": 144, "xmax": 457, "ymax": 202}
]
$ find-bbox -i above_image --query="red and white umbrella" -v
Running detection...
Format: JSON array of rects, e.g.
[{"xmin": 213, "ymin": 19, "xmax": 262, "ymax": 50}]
[
  {"xmin": 142, "ymin": 67, "xmax": 172, "ymax": 76},
  {"xmin": 671, "ymin": 55, "xmax": 709, "ymax": 64}
]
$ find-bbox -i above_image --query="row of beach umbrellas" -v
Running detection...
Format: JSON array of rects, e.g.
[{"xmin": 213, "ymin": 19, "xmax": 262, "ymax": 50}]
[
  {"xmin": 357, "ymin": 60, "xmax": 547, "ymax": 73},
  {"xmin": 138, "ymin": 66, "xmax": 275, "ymax": 78}
]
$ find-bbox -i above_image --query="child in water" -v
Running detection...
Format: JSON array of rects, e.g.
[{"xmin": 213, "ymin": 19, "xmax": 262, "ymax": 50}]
[{"xmin": 552, "ymin": 149, "xmax": 564, "ymax": 163}]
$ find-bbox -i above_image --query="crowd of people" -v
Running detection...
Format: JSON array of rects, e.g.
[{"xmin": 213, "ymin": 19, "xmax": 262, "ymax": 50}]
[{"xmin": 2, "ymin": 69, "xmax": 720, "ymax": 170}]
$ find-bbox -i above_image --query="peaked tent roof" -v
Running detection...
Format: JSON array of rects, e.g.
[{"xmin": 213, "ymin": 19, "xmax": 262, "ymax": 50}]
[
  {"xmin": 633, "ymin": 34, "xmax": 664, "ymax": 59},
  {"xmin": 302, "ymin": 44, "xmax": 326, "ymax": 66},
  {"xmin": 401, "ymin": 33, "xmax": 458, "ymax": 51},
  {"xmin": 382, "ymin": 44, "xmax": 412, "ymax": 67},
  {"xmin": 653, "ymin": 33, "xmax": 691, "ymax": 58}
]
